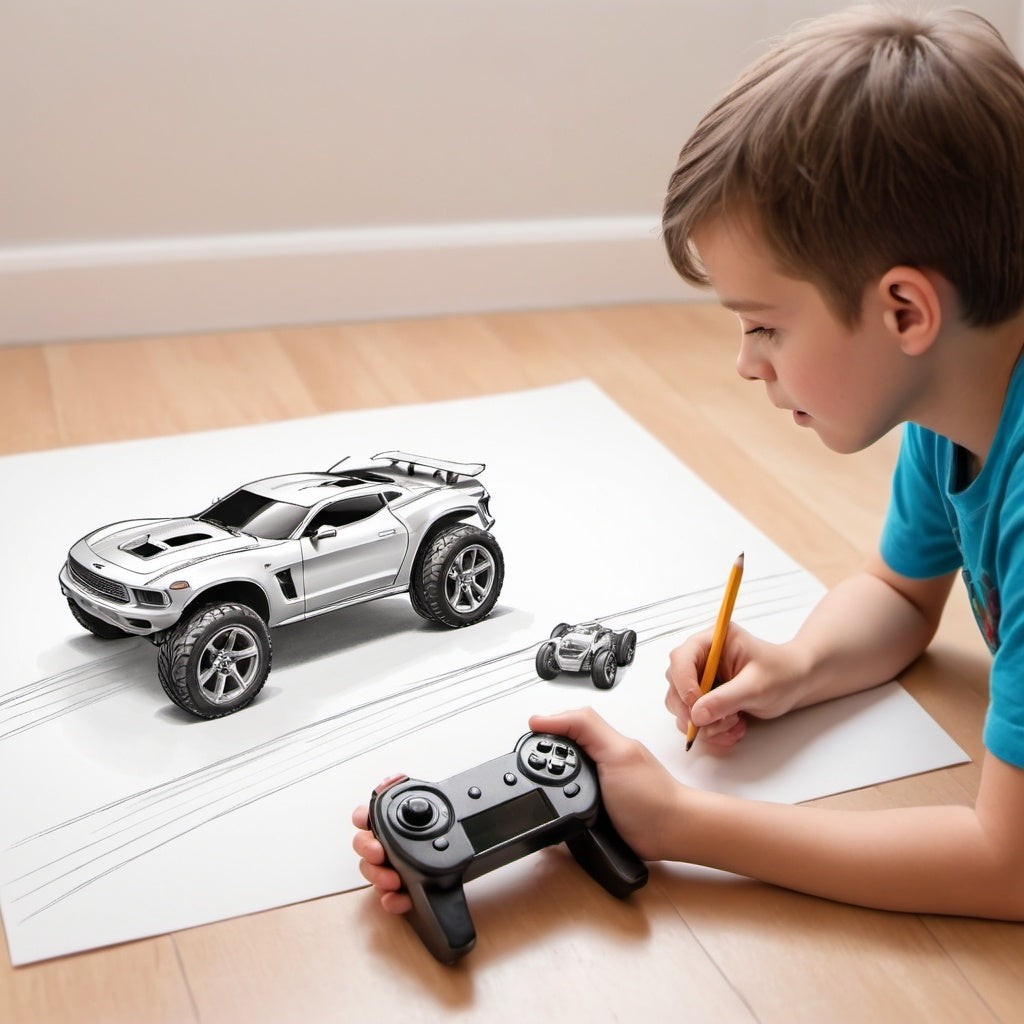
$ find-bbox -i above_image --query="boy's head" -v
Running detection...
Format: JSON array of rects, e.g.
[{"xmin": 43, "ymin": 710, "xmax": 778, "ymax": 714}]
[{"xmin": 663, "ymin": 4, "xmax": 1024, "ymax": 328}]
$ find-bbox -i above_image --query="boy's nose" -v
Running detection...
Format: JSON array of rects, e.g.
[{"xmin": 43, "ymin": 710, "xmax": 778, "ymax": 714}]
[{"xmin": 736, "ymin": 336, "xmax": 772, "ymax": 382}]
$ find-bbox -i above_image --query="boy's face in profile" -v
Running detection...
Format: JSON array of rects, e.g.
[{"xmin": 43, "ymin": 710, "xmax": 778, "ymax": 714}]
[{"xmin": 692, "ymin": 215, "xmax": 918, "ymax": 455}]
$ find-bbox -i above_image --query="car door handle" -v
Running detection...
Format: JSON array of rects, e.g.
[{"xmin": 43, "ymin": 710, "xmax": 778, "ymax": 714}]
[{"xmin": 378, "ymin": 529, "xmax": 397, "ymax": 537}]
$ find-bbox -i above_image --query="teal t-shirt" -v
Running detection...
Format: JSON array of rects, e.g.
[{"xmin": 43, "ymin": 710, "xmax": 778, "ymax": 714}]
[{"xmin": 880, "ymin": 358, "xmax": 1024, "ymax": 768}]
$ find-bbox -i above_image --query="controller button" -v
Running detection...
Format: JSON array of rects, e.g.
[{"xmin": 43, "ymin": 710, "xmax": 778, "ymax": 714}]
[
  {"xmin": 554, "ymin": 743, "xmax": 569, "ymax": 758},
  {"xmin": 432, "ymin": 837, "xmax": 450, "ymax": 851},
  {"xmin": 398, "ymin": 796, "xmax": 436, "ymax": 829},
  {"xmin": 527, "ymin": 753, "xmax": 546, "ymax": 770},
  {"xmin": 548, "ymin": 760, "xmax": 566, "ymax": 775},
  {"xmin": 373, "ymin": 773, "xmax": 408, "ymax": 796},
  {"xmin": 468, "ymin": 786, "xmax": 482, "ymax": 799},
  {"xmin": 537, "ymin": 739, "xmax": 553, "ymax": 753},
  {"xmin": 563, "ymin": 782, "xmax": 580, "ymax": 798},
  {"xmin": 503, "ymin": 772, "xmax": 518, "ymax": 786}
]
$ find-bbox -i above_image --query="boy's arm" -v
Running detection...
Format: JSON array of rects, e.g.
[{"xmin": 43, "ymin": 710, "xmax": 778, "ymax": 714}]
[
  {"xmin": 530, "ymin": 709, "xmax": 1024, "ymax": 919},
  {"xmin": 786, "ymin": 552, "xmax": 956, "ymax": 706},
  {"xmin": 668, "ymin": 554, "xmax": 957, "ymax": 746}
]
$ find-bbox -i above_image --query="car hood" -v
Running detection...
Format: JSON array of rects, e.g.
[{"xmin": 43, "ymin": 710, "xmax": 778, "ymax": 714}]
[{"xmin": 83, "ymin": 517, "xmax": 260, "ymax": 575}]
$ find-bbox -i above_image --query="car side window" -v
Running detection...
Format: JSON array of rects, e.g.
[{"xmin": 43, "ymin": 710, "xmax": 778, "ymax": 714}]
[{"xmin": 305, "ymin": 494, "xmax": 386, "ymax": 533}]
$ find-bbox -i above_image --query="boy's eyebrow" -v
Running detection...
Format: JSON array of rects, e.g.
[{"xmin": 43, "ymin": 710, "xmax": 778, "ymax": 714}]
[{"xmin": 721, "ymin": 299, "xmax": 778, "ymax": 314}]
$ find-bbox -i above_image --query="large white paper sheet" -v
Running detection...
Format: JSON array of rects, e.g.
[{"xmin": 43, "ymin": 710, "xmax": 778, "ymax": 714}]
[{"xmin": 0, "ymin": 380, "xmax": 966, "ymax": 964}]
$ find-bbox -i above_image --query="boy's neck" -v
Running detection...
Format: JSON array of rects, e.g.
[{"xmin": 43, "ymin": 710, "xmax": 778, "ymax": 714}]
[{"xmin": 913, "ymin": 310, "xmax": 1024, "ymax": 467}]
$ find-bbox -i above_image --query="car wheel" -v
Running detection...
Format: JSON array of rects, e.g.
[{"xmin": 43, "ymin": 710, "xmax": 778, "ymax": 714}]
[
  {"xmin": 614, "ymin": 629, "xmax": 637, "ymax": 666},
  {"xmin": 550, "ymin": 622, "xmax": 571, "ymax": 639},
  {"xmin": 536, "ymin": 640, "xmax": 560, "ymax": 680},
  {"xmin": 67, "ymin": 597, "xmax": 134, "ymax": 640},
  {"xmin": 157, "ymin": 602, "xmax": 271, "ymax": 719},
  {"xmin": 411, "ymin": 524, "xmax": 504, "ymax": 627},
  {"xmin": 591, "ymin": 649, "xmax": 617, "ymax": 689}
]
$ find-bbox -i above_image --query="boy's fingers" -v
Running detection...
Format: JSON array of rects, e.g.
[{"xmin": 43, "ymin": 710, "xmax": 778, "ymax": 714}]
[
  {"xmin": 380, "ymin": 891, "xmax": 414, "ymax": 915},
  {"xmin": 352, "ymin": 828, "xmax": 387, "ymax": 864},
  {"xmin": 358, "ymin": 856, "xmax": 405, "ymax": 890},
  {"xmin": 528, "ymin": 707, "xmax": 630, "ymax": 762}
]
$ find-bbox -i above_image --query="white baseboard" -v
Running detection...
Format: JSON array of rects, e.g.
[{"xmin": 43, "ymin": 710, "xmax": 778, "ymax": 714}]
[{"xmin": 0, "ymin": 217, "xmax": 694, "ymax": 345}]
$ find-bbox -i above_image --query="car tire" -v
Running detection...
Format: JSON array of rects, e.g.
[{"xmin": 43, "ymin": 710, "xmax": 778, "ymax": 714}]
[
  {"xmin": 67, "ymin": 597, "xmax": 134, "ymax": 640},
  {"xmin": 550, "ymin": 622, "xmax": 571, "ymax": 639},
  {"xmin": 591, "ymin": 648, "xmax": 617, "ymax": 689},
  {"xmin": 410, "ymin": 524, "xmax": 504, "ymax": 627},
  {"xmin": 157, "ymin": 602, "xmax": 271, "ymax": 719},
  {"xmin": 536, "ymin": 640, "xmax": 560, "ymax": 680},
  {"xmin": 614, "ymin": 629, "xmax": 637, "ymax": 667}
]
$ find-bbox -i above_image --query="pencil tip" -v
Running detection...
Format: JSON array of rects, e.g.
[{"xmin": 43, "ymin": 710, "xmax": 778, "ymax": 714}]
[{"xmin": 685, "ymin": 738, "xmax": 694, "ymax": 752}]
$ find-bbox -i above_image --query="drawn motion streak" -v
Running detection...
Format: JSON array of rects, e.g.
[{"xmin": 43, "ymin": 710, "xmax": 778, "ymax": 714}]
[{"xmin": 2, "ymin": 572, "xmax": 816, "ymax": 922}]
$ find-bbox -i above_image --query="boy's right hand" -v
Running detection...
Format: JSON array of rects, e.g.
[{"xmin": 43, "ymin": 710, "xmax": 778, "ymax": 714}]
[{"xmin": 664, "ymin": 623, "xmax": 804, "ymax": 750}]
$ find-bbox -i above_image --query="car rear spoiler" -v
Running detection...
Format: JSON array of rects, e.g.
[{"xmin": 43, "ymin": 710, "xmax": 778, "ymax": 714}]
[{"xmin": 372, "ymin": 451, "xmax": 486, "ymax": 484}]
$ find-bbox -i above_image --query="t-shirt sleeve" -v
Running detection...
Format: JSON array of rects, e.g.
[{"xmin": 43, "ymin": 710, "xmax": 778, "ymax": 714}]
[
  {"xmin": 984, "ymin": 468, "xmax": 1024, "ymax": 768},
  {"xmin": 879, "ymin": 425, "xmax": 962, "ymax": 579}
]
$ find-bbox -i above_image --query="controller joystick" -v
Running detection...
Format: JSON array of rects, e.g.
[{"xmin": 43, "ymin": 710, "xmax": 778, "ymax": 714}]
[{"xmin": 367, "ymin": 731, "xmax": 648, "ymax": 964}]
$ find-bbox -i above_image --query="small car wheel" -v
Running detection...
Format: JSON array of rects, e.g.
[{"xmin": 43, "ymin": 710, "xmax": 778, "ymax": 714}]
[
  {"xmin": 66, "ymin": 597, "xmax": 134, "ymax": 640},
  {"xmin": 550, "ymin": 622, "xmax": 571, "ymax": 639},
  {"xmin": 536, "ymin": 640, "xmax": 560, "ymax": 680},
  {"xmin": 614, "ymin": 629, "xmax": 637, "ymax": 667},
  {"xmin": 411, "ymin": 524, "xmax": 505, "ymax": 627},
  {"xmin": 591, "ymin": 649, "xmax": 617, "ymax": 689},
  {"xmin": 157, "ymin": 602, "xmax": 271, "ymax": 719}
]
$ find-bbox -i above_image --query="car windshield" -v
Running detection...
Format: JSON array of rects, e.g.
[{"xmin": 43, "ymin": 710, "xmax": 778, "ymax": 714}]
[{"xmin": 199, "ymin": 489, "xmax": 307, "ymax": 540}]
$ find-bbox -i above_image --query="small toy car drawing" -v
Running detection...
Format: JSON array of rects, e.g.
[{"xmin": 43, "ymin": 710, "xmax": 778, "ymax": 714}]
[
  {"xmin": 534, "ymin": 621, "xmax": 637, "ymax": 689},
  {"xmin": 59, "ymin": 451, "xmax": 504, "ymax": 719}
]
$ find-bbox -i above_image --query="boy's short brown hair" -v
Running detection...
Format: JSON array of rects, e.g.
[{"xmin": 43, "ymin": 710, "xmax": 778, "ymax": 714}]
[{"xmin": 663, "ymin": 4, "xmax": 1024, "ymax": 326}]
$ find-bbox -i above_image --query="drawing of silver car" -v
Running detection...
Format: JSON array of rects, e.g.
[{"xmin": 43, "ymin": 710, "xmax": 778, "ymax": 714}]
[
  {"xmin": 534, "ymin": 621, "xmax": 637, "ymax": 689},
  {"xmin": 59, "ymin": 451, "xmax": 504, "ymax": 719}
]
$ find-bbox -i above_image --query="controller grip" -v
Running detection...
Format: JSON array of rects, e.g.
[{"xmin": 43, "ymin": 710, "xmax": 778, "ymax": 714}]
[
  {"xmin": 566, "ymin": 808, "xmax": 648, "ymax": 899},
  {"xmin": 406, "ymin": 881, "xmax": 476, "ymax": 965}
]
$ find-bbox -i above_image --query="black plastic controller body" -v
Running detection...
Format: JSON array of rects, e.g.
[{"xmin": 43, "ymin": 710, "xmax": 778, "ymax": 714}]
[{"xmin": 367, "ymin": 731, "xmax": 648, "ymax": 964}]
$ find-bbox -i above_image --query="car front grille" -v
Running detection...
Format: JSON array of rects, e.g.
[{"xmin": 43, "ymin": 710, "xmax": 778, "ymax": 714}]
[{"xmin": 68, "ymin": 557, "xmax": 130, "ymax": 604}]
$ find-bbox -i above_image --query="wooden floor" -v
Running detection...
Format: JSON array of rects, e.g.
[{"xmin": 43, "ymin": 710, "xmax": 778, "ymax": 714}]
[{"xmin": 0, "ymin": 303, "xmax": 1018, "ymax": 1023}]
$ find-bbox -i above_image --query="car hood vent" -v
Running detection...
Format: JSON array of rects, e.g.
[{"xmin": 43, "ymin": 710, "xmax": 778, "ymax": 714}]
[{"xmin": 124, "ymin": 531, "xmax": 215, "ymax": 558}]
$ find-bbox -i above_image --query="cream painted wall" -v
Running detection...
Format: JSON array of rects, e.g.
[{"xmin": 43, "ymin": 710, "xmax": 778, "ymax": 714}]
[{"xmin": 1, "ymin": 0, "xmax": 1019, "ymax": 343}]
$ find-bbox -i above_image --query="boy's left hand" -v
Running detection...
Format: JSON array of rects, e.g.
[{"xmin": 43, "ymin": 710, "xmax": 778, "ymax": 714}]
[{"xmin": 351, "ymin": 805, "xmax": 412, "ymax": 915}]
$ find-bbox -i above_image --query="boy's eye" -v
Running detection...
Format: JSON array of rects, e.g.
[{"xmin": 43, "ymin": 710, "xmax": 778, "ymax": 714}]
[{"xmin": 744, "ymin": 326, "xmax": 778, "ymax": 341}]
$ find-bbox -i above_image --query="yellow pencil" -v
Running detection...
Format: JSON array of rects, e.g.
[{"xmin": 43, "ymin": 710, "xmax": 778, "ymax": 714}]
[{"xmin": 686, "ymin": 552, "xmax": 745, "ymax": 751}]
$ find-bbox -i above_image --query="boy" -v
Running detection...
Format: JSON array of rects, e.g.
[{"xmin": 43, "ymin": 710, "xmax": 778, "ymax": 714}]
[{"xmin": 353, "ymin": 5, "xmax": 1024, "ymax": 917}]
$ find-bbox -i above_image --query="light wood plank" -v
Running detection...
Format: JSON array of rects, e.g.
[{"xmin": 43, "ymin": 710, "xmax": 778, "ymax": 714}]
[
  {"xmin": 176, "ymin": 858, "xmax": 755, "ymax": 1024},
  {"xmin": 0, "ymin": 927, "xmax": 196, "ymax": 1024},
  {"xmin": 0, "ymin": 345, "xmax": 61, "ymax": 455}
]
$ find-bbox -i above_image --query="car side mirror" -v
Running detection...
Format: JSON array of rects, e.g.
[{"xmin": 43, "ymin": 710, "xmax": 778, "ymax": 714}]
[{"xmin": 311, "ymin": 525, "xmax": 337, "ymax": 543}]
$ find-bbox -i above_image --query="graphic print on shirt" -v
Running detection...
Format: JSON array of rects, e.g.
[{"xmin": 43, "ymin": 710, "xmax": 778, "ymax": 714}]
[{"xmin": 965, "ymin": 567, "xmax": 1001, "ymax": 652}]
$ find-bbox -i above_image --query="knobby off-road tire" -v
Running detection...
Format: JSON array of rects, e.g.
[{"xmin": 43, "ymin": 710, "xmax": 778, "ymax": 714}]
[
  {"xmin": 410, "ymin": 523, "xmax": 505, "ymax": 628},
  {"xmin": 613, "ymin": 629, "xmax": 637, "ymax": 667},
  {"xmin": 591, "ymin": 648, "xmax": 617, "ymax": 690},
  {"xmin": 67, "ymin": 597, "xmax": 134, "ymax": 640},
  {"xmin": 157, "ymin": 602, "xmax": 271, "ymax": 719},
  {"xmin": 535, "ymin": 640, "xmax": 560, "ymax": 680}
]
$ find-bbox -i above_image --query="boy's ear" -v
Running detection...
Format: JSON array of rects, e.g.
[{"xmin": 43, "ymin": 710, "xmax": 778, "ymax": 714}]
[{"xmin": 877, "ymin": 267, "xmax": 942, "ymax": 355}]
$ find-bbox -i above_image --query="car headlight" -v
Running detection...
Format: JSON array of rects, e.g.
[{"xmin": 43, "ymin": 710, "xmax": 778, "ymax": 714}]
[{"xmin": 133, "ymin": 588, "xmax": 170, "ymax": 607}]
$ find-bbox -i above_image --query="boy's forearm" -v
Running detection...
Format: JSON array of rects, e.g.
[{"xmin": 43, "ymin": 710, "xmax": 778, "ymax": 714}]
[
  {"xmin": 786, "ymin": 569, "xmax": 948, "ymax": 709},
  {"xmin": 665, "ymin": 787, "xmax": 1024, "ymax": 918}
]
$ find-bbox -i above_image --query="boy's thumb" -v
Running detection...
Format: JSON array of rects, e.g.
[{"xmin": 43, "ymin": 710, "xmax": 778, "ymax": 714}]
[{"xmin": 690, "ymin": 688, "xmax": 737, "ymax": 727}]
